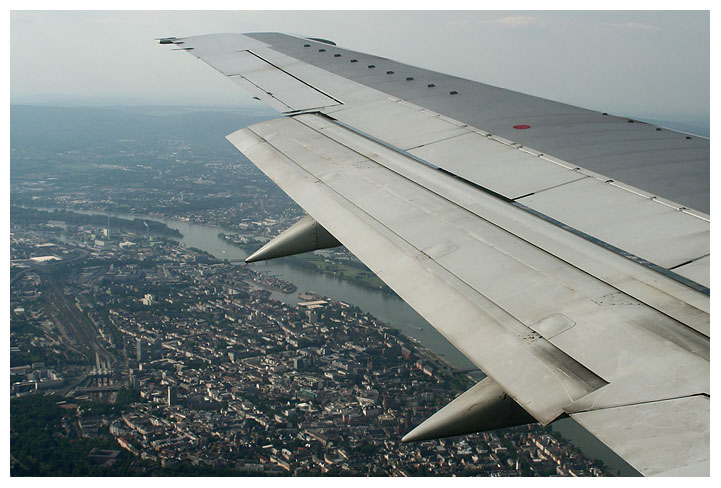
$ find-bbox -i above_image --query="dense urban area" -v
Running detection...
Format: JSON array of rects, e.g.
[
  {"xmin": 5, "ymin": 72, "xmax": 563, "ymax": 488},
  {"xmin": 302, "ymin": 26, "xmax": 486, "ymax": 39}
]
[{"xmin": 10, "ymin": 105, "xmax": 613, "ymax": 476}]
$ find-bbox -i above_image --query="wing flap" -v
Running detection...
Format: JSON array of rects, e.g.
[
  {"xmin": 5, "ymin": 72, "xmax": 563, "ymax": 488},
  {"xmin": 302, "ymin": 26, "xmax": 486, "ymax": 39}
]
[
  {"xmin": 673, "ymin": 255, "xmax": 710, "ymax": 289},
  {"xmin": 223, "ymin": 51, "xmax": 340, "ymax": 112},
  {"xmin": 326, "ymin": 98, "xmax": 469, "ymax": 150},
  {"xmin": 408, "ymin": 131, "xmax": 587, "ymax": 199},
  {"xmin": 570, "ymin": 396, "xmax": 709, "ymax": 476},
  {"xmin": 517, "ymin": 176, "xmax": 709, "ymax": 270},
  {"xmin": 178, "ymin": 35, "xmax": 341, "ymax": 112},
  {"xmin": 248, "ymin": 46, "xmax": 390, "ymax": 106}
]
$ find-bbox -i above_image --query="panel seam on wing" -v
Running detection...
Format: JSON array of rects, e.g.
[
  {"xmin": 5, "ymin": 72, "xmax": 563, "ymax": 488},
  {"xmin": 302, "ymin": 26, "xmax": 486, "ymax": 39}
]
[
  {"xmin": 246, "ymin": 50, "xmax": 345, "ymax": 105},
  {"xmin": 307, "ymin": 113, "xmax": 710, "ymax": 297},
  {"xmin": 566, "ymin": 392, "xmax": 709, "ymax": 415}
]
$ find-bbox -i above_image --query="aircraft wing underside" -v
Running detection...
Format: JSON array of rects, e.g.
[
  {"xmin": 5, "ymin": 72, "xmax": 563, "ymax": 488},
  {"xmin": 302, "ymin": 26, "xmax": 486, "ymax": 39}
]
[{"xmin": 161, "ymin": 33, "xmax": 710, "ymax": 476}]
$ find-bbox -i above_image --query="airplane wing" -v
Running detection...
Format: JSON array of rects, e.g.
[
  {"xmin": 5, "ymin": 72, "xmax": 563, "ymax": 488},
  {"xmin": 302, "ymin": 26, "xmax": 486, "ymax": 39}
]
[{"xmin": 160, "ymin": 33, "xmax": 709, "ymax": 476}]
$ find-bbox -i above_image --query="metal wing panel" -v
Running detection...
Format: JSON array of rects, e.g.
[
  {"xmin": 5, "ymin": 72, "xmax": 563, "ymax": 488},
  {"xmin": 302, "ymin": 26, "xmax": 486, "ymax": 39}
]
[
  {"xmin": 214, "ymin": 51, "xmax": 340, "ymax": 112},
  {"xmin": 196, "ymin": 49, "xmax": 274, "ymax": 76},
  {"xmin": 327, "ymin": 98, "xmax": 469, "ymax": 150},
  {"xmin": 407, "ymin": 132, "xmax": 587, "ymax": 199},
  {"xmin": 224, "ymin": 75, "xmax": 293, "ymax": 113},
  {"xmin": 179, "ymin": 33, "xmax": 270, "ymax": 56},
  {"xmin": 180, "ymin": 35, "xmax": 342, "ymax": 113},
  {"xmin": 517, "ymin": 177, "xmax": 709, "ymax": 270},
  {"xmin": 248, "ymin": 46, "xmax": 390, "ymax": 106},
  {"xmin": 570, "ymin": 396, "xmax": 709, "ymax": 476},
  {"xmin": 244, "ymin": 32, "xmax": 709, "ymax": 214},
  {"xmin": 673, "ymin": 256, "xmax": 710, "ymax": 288}
]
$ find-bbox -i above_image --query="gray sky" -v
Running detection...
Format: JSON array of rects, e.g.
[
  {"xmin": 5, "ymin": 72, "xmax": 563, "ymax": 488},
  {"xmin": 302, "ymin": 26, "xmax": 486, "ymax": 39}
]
[{"xmin": 9, "ymin": 10, "xmax": 710, "ymax": 131}]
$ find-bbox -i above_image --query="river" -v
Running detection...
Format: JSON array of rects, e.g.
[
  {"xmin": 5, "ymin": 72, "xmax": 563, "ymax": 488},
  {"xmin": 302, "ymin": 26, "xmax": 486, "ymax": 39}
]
[{"xmin": 51, "ymin": 207, "xmax": 638, "ymax": 475}]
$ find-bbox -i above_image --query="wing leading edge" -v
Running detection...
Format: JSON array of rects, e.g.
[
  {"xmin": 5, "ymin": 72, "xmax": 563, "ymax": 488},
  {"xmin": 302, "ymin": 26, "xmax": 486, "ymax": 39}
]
[{"xmin": 161, "ymin": 33, "xmax": 710, "ymax": 476}]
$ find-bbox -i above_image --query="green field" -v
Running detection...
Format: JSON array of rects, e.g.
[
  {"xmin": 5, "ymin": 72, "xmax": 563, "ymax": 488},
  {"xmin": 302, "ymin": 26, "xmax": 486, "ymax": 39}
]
[{"xmin": 286, "ymin": 253, "xmax": 396, "ymax": 296}]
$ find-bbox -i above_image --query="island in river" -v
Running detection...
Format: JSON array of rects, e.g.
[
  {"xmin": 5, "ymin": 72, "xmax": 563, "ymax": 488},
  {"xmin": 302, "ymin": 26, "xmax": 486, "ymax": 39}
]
[{"xmin": 218, "ymin": 231, "xmax": 397, "ymax": 296}]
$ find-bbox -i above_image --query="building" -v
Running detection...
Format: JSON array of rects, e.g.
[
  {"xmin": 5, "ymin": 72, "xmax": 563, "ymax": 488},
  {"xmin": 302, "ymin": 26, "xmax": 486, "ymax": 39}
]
[
  {"xmin": 167, "ymin": 386, "xmax": 177, "ymax": 406},
  {"xmin": 136, "ymin": 338, "xmax": 147, "ymax": 363}
]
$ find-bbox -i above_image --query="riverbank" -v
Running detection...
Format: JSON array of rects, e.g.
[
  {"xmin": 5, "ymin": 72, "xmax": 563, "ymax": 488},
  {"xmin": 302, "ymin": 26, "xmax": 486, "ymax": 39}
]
[
  {"xmin": 284, "ymin": 253, "xmax": 397, "ymax": 297},
  {"xmin": 218, "ymin": 231, "xmax": 397, "ymax": 297},
  {"xmin": 13, "ymin": 206, "xmax": 183, "ymax": 239}
]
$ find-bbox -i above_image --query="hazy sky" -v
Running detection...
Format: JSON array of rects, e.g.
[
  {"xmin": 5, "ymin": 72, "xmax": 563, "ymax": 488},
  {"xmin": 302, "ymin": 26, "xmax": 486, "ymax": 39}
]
[{"xmin": 9, "ymin": 10, "xmax": 710, "ymax": 130}]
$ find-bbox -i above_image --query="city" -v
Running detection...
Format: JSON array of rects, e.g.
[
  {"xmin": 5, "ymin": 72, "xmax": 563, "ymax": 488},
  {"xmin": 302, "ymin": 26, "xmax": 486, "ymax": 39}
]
[{"xmin": 10, "ymin": 105, "xmax": 612, "ymax": 476}]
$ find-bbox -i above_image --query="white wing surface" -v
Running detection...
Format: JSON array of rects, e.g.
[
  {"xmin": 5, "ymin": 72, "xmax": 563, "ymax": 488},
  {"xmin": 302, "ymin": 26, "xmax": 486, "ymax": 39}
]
[{"xmin": 161, "ymin": 33, "xmax": 709, "ymax": 476}]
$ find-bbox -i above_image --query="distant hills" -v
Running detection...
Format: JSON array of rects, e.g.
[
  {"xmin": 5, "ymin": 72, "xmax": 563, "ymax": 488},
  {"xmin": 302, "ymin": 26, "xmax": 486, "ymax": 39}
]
[{"xmin": 10, "ymin": 104, "xmax": 276, "ymax": 154}]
